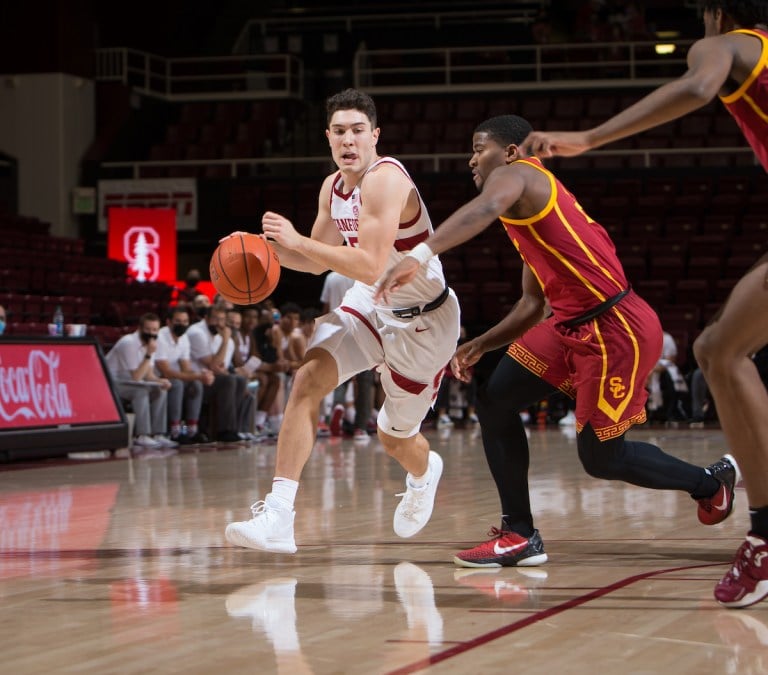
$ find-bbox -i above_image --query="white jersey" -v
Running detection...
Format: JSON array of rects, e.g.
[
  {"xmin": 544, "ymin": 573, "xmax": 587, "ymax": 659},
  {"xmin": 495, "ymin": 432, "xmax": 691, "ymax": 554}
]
[{"xmin": 330, "ymin": 156, "xmax": 446, "ymax": 310}]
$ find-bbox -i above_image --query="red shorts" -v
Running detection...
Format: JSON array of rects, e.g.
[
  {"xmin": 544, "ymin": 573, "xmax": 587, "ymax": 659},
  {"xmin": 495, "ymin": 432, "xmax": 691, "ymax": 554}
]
[{"xmin": 508, "ymin": 291, "xmax": 662, "ymax": 440}]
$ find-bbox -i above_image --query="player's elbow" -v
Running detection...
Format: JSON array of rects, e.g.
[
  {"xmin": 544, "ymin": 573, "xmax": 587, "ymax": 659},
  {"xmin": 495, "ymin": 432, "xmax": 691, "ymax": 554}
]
[{"xmin": 681, "ymin": 74, "xmax": 721, "ymax": 106}]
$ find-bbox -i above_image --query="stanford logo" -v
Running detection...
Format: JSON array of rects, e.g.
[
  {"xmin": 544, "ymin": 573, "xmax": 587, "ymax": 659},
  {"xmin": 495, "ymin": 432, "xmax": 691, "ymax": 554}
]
[
  {"xmin": 124, "ymin": 226, "xmax": 161, "ymax": 282},
  {"xmin": 0, "ymin": 350, "xmax": 74, "ymax": 423}
]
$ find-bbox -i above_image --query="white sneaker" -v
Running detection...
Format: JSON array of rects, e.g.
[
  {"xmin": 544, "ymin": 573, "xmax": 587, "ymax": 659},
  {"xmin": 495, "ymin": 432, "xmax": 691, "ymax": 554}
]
[
  {"xmin": 393, "ymin": 451, "xmax": 443, "ymax": 538},
  {"xmin": 436, "ymin": 414, "xmax": 453, "ymax": 429},
  {"xmin": 467, "ymin": 412, "xmax": 480, "ymax": 425},
  {"xmin": 153, "ymin": 434, "xmax": 179, "ymax": 448},
  {"xmin": 394, "ymin": 562, "xmax": 443, "ymax": 645},
  {"xmin": 225, "ymin": 495, "xmax": 297, "ymax": 553},
  {"xmin": 133, "ymin": 434, "xmax": 162, "ymax": 448},
  {"xmin": 558, "ymin": 410, "xmax": 576, "ymax": 427},
  {"xmin": 225, "ymin": 578, "xmax": 299, "ymax": 648}
]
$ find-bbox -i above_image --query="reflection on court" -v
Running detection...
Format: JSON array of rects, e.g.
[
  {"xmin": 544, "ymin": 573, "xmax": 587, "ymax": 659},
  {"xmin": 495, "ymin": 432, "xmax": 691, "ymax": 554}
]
[{"xmin": 0, "ymin": 426, "xmax": 764, "ymax": 674}]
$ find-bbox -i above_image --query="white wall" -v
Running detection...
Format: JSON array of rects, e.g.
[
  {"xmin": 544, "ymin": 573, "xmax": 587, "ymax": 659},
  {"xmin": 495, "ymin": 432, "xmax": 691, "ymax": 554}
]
[{"xmin": 0, "ymin": 73, "xmax": 94, "ymax": 237}]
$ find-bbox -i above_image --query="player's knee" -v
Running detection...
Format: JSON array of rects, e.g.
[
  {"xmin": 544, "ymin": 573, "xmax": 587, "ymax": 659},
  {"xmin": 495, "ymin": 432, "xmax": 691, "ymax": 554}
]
[{"xmin": 577, "ymin": 427, "xmax": 621, "ymax": 479}]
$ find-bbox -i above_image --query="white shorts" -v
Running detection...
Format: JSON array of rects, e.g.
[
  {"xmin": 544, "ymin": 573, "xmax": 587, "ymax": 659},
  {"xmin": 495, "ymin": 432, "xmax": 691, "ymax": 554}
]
[{"xmin": 308, "ymin": 286, "xmax": 460, "ymax": 438}]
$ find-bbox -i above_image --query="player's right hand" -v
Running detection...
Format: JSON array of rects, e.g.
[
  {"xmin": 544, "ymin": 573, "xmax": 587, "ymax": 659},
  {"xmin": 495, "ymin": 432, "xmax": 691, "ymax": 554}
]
[{"xmin": 522, "ymin": 130, "xmax": 591, "ymax": 158}]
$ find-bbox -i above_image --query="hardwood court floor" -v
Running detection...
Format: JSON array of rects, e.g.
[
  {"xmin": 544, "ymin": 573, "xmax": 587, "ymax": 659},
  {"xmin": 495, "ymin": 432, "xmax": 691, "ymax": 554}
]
[{"xmin": 1, "ymin": 425, "xmax": 766, "ymax": 674}]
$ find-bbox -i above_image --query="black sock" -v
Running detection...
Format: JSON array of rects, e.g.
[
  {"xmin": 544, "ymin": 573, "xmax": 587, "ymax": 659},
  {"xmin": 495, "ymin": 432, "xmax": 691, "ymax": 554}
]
[
  {"xmin": 749, "ymin": 505, "xmax": 768, "ymax": 539},
  {"xmin": 501, "ymin": 515, "xmax": 534, "ymax": 538}
]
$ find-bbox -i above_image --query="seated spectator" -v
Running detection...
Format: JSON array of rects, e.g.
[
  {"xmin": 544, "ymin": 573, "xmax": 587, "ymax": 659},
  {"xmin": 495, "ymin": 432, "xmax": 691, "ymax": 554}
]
[
  {"xmin": 225, "ymin": 308, "xmax": 261, "ymax": 441},
  {"xmin": 186, "ymin": 303, "xmax": 245, "ymax": 443},
  {"xmin": 177, "ymin": 268, "xmax": 202, "ymax": 304},
  {"xmin": 647, "ymin": 331, "xmax": 690, "ymax": 423},
  {"xmin": 191, "ymin": 293, "xmax": 211, "ymax": 320},
  {"xmin": 105, "ymin": 312, "xmax": 177, "ymax": 450},
  {"xmin": 0, "ymin": 304, "xmax": 6, "ymax": 336},
  {"xmin": 235, "ymin": 307, "xmax": 283, "ymax": 435},
  {"xmin": 154, "ymin": 304, "xmax": 214, "ymax": 444},
  {"xmin": 434, "ymin": 326, "xmax": 478, "ymax": 429}
]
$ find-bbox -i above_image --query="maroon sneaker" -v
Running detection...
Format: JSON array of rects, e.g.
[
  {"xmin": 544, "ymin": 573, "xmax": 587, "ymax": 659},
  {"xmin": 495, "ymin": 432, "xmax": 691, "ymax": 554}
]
[
  {"xmin": 453, "ymin": 527, "xmax": 548, "ymax": 568},
  {"xmin": 329, "ymin": 404, "xmax": 345, "ymax": 437},
  {"xmin": 715, "ymin": 533, "xmax": 768, "ymax": 608},
  {"xmin": 697, "ymin": 454, "xmax": 740, "ymax": 525}
]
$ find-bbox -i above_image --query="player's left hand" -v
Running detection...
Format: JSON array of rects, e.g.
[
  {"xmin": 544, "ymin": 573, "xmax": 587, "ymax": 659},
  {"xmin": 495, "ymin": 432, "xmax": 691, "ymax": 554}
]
[
  {"xmin": 373, "ymin": 257, "xmax": 420, "ymax": 304},
  {"xmin": 451, "ymin": 339, "xmax": 484, "ymax": 382},
  {"xmin": 262, "ymin": 211, "xmax": 301, "ymax": 248}
]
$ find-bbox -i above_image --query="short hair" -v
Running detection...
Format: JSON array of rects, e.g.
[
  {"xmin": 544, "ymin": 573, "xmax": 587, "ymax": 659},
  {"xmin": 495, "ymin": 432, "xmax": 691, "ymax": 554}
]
[
  {"xmin": 139, "ymin": 312, "xmax": 160, "ymax": 326},
  {"xmin": 279, "ymin": 301, "xmax": 302, "ymax": 317},
  {"xmin": 300, "ymin": 307, "xmax": 321, "ymax": 323},
  {"xmin": 168, "ymin": 304, "xmax": 190, "ymax": 320},
  {"xmin": 326, "ymin": 88, "xmax": 377, "ymax": 128},
  {"xmin": 698, "ymin": 1, "xmax": 768, "ymax": 24},
  {"xmin": 473, "ymin": 115, "xmax": 534, "ymax": 148}
]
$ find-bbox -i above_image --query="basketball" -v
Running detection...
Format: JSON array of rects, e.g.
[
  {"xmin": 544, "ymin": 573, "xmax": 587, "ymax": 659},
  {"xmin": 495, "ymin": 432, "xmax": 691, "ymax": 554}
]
[{"xmin": 209, "ymin": 233, "xmax": 281, "ymax": 305}]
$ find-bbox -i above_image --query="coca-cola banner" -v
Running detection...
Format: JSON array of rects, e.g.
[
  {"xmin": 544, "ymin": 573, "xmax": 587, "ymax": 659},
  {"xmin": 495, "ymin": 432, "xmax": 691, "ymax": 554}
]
[
  {"xmin": 0, "ymin": 344, "xmax": 121, "ymax": 429},
  {"xmin": 107, "ymin": 207, "xmax": 177, "ymax": 284}
]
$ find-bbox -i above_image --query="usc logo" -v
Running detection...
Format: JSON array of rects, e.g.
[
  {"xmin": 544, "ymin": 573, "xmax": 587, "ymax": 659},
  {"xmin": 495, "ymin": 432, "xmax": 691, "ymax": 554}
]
[{"xmin": 609, "ymin": 376, "xmax": 626, "ymax": 399}]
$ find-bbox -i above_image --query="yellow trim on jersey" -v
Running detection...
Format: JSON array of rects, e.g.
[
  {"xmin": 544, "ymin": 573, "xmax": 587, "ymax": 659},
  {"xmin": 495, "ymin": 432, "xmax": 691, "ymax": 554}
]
[
  {"xmin": 721, "ymin": 29, "xmax": 768, "ymax": 105},
  {"xmin": 500, "ymin": 159, "xmax": 623, "ymax": 304},
  {"xmin": 504, "ymin": 159, "xmax": 557, "ymax": 225},
  {"xmin": 593, "ymin": 307, "xmax": 641, "ymax": 422}
]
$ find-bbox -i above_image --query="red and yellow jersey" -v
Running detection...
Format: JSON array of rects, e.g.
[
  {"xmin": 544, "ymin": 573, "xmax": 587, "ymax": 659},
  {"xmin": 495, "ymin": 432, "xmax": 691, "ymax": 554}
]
[
  {"xmin": 721, "ymin": 28, "xmax": 768, "ymax": 172},
  {"xmin": 499, "ymin": 158, "xmax": 628, "ymax": 324}
]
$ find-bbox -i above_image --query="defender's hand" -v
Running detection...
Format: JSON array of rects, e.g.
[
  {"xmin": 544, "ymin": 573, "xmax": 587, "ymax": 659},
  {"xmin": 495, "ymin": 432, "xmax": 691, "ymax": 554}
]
[{"xmin": 373, "ymin": 257, "xmax": 421, "ymax": 304}]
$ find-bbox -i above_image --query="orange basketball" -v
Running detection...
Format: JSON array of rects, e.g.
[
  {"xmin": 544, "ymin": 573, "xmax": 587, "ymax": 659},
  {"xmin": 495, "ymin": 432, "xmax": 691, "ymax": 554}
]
[{"xmin": 209, "ymin": 234, "xmax": 281, "ymax": 305}]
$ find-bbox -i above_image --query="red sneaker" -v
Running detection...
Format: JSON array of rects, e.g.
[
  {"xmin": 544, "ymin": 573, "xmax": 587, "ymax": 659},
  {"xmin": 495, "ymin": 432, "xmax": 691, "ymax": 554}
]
[
  {"xmin": 329, "ymin": 404, "xmax": 345, "ymax": 437},
  {"xmin": 715, "ymin": 534, "xmax": 768, "ymax": 608},
  {"xmin": 453, "ymin": 527, "xmax": 548, "ymax": 568},
  {"xmin": 697, "ymin": 454, "xmax": 740, "ymax": 525}
]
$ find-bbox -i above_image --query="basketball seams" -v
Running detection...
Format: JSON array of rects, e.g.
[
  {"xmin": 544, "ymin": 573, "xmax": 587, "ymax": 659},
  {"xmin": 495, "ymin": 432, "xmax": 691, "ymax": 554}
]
[{"xmin": 211, "ymin": 234, "xmax": 280, "ymax": 305}]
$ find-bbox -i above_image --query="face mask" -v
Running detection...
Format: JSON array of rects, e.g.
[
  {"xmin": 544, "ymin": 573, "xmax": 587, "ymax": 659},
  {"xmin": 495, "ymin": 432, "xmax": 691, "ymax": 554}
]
[
  {"xmin": 140, "ymin": 332, "xmax": 158, "ymax": 343},
  {"xmin": 196, "ymin": 306, "xmax": 209, "ymax": 319},
  {"xmin": 172, "ymin": 324, "xmax": 188, "ymax": 337},
  {"xmin": 0, "ymin": 319, "xmax": 5, "ymax": 335},
  {"xmin": 186, "ymin": 278, "xmax": 199, "ymax": 288},
  {"xmin": 207, "ymin": 323, "xmax": 218, "ymax": 336}
]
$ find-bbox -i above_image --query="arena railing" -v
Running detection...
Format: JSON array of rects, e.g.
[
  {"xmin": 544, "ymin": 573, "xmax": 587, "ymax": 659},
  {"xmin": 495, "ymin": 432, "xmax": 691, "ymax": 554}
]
[
  {"xmin": 95, "ymin": 48, "xmax": 304, "ymax": 101},
  {"xmin": 100, "ymin": 145, "xmax": 758, "ymax": 181},
  {"xmin": 352, "ymin": 40, "xmax": 693, "ymax": 94}
]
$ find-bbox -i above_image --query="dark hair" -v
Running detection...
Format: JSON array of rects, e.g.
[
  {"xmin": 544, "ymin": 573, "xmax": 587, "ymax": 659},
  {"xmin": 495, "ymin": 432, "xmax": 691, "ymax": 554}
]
[
  {"xmin": 698, "ymin": 1, "xmax": 768, "ymax": 24},
  {"xmin": 139, "ymin": 312, "xmax": 161, "ymax": 325},
  {"xmin": 279, "ymin": 301, "xmax": 302, "ymax": 316},
  {"xmin": 169, "ymin": 303, "xmax": 190, "ymax": 319},
  {"xmin": 326, "ymin": 88, "xmax": 377, "ymax": 128},
  {"xmin": 473, "ymin": 115, "xmax": 534, "ymax": 148},
  {"xmin": 300, "ymin": 307, "xmax": 321, "ymax": 323}
]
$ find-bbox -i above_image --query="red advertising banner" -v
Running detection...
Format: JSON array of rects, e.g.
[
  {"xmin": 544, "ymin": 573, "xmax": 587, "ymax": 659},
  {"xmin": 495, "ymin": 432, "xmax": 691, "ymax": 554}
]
[
  {"xmin": 107, "ymin": 207, "xmax": 177, "ymax": 283},
  {"xmin": 0, "ymin": 343, "xmax": 121, "ymax": 429}
]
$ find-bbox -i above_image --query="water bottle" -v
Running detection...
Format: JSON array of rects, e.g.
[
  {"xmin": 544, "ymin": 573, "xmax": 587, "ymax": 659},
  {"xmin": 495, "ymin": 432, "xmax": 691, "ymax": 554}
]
[{"xmin": 53, "ymin": 305, "xmax": 64, "ymax": 337}]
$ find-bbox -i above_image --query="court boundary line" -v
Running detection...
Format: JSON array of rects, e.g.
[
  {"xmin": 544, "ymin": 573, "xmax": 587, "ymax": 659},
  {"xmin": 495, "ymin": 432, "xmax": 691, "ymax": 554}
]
[{"xmin": 385, "ymin": 561, "xmax": 726, "ymax": 675}]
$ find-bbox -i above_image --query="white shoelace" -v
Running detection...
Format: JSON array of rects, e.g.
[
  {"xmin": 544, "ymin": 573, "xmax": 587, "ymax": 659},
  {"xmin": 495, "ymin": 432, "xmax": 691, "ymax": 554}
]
[
  {"xmin": 249, "ymin": 500, "xmax": 268, "ymax": 520},
  {"xmin": 395, "ymin": 488, "xmax": 426, "ymax": 521}
]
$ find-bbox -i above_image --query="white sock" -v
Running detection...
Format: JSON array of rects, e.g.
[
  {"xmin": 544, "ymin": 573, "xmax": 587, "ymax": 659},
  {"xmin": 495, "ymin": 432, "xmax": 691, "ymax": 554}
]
[
  {"xmin": 270, "ymin": 477, "xmax": 299, "ymax": 509},
  {"xmin": 254, "ymin": 410, "xmax": 267, "ymax": 427},
  {"xmin": 408, "ymin": 465, "xmax": 430, "ymax": 489},
  {"xmin": 345, "ymin": 405, "xmax": 355, "ymax": 424}
]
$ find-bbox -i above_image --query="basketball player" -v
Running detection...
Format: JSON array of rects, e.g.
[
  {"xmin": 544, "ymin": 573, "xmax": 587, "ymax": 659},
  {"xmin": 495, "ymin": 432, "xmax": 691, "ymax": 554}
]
[
  {"xmin": 224, "ymin": 88, "xmax": 460, "ymax": 553},
  {"xmin": 375, "ymin": 114, "xmax": 738, "ymax": 576},
  {"xmin": 523, "ymin": 0, "xmax": 768, "ymax": 609}
]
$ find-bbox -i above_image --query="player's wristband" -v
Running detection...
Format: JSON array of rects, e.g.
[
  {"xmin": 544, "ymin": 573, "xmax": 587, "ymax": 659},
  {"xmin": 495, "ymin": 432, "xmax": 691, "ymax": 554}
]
[{"xmin": 408, "ymin": 242, "xmax": 435, "ymax": 265}]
